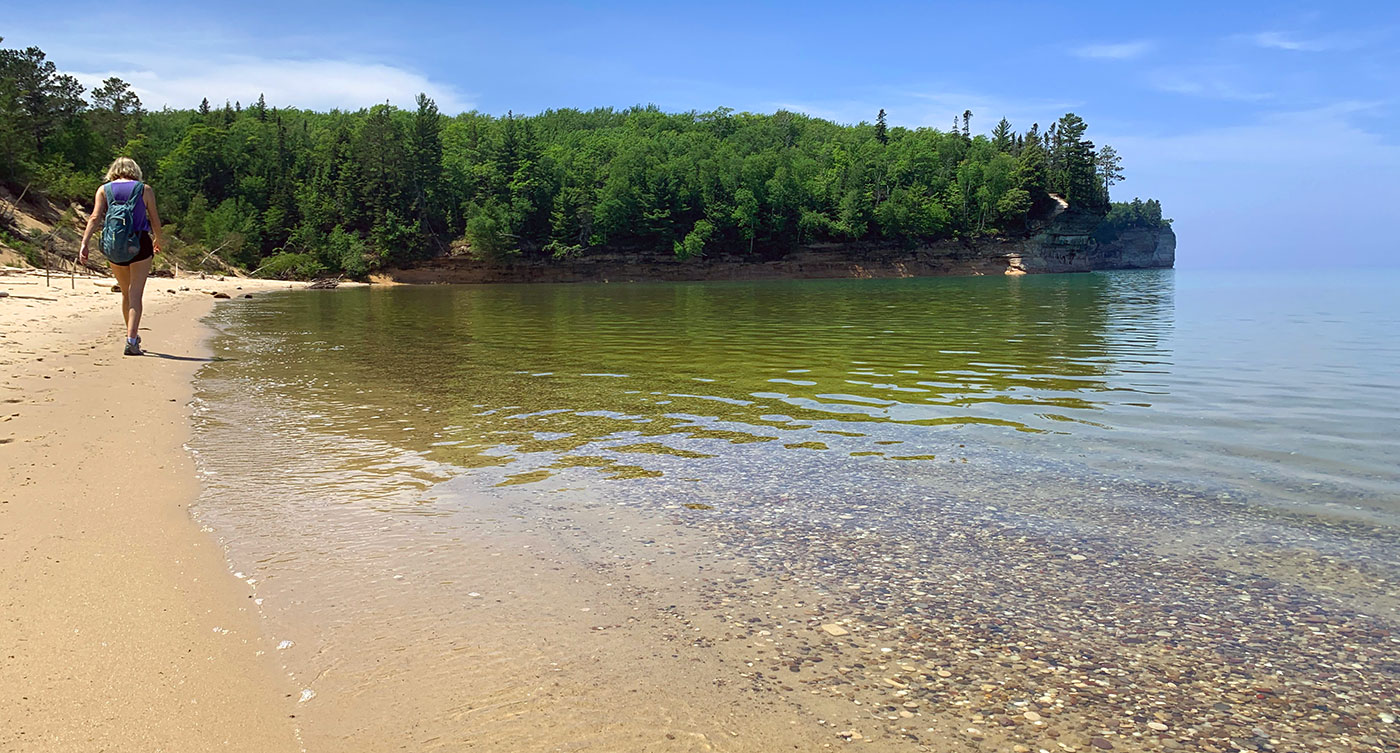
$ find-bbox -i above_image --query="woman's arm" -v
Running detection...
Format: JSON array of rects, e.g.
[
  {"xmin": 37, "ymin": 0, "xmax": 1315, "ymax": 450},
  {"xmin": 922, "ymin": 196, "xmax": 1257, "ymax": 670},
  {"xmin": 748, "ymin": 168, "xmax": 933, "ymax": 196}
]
[
  {"xmin": 143, "ymin": 185, "xmax": 163, "ymax": 252},
  {"xmin": 79, "ymin": 186, "xmax": 107, "ymax": 266}
]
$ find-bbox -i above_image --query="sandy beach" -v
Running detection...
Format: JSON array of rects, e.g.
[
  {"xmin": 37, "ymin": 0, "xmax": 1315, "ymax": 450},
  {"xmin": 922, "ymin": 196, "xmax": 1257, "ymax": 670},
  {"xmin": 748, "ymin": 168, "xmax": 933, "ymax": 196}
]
[{"xmin": 0, "ymin": 271, "xmax": 304, "ymax": 752}]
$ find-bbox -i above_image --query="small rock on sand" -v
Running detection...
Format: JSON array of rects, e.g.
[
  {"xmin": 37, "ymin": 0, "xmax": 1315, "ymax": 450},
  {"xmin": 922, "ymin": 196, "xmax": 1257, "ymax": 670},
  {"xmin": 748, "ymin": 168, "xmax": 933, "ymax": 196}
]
[{"xmin": 821, "ymin": 624, "xmax": 849, "ymax": 636}]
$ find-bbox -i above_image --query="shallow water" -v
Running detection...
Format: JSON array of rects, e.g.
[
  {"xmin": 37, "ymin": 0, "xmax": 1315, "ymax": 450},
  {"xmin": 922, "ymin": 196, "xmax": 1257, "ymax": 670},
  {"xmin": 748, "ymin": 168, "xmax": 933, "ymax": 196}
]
[{"xmin": 192, "ymin": 269, "xmax": 1400, "ymax": 751}]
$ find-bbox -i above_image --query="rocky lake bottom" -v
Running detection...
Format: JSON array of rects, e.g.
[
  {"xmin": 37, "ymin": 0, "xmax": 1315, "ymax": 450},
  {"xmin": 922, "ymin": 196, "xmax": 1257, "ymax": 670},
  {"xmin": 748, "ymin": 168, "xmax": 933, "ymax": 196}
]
[{"xmin": 189, "ymin": 271, "xmax": 1400, "ymax": 751}]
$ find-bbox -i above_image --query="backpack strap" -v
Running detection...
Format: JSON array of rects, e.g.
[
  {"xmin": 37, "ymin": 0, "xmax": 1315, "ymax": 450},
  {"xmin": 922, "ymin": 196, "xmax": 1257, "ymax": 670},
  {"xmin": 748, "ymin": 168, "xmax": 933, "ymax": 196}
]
[{"xmin": 103, "ymin": 181, "xmax": 144, "ymax": 208}]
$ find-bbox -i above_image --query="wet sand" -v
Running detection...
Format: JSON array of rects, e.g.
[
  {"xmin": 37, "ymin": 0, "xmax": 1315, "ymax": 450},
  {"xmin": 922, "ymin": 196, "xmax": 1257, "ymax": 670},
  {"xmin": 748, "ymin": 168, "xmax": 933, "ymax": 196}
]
[{"xmin": 0, "ymin": 272, "xmax": 302, "ymax": 752}]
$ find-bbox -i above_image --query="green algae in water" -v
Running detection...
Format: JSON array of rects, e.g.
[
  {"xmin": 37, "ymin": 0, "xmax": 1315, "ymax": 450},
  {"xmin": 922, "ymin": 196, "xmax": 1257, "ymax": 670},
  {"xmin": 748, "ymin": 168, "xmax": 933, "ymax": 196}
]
[{"xmin": 197, "ymin": 270, "xmax": 1400, "ymax": 517}]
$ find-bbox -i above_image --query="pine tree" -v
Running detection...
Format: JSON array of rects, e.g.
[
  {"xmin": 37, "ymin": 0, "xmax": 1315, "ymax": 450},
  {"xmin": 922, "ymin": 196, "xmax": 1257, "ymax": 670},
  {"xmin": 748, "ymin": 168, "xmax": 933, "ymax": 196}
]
[
  {"xmin": 874, "ymin": 109, "xmax": 888, "ymax": 145},
  {"xmin": 407, "ymin": 93, "xmax": 445, "ymax": 243},
  {"xmin": 991, "ymin": 118, "xmax": 1013, "ymax": 152},
  {"xmin": 89, "ymin": 77, "xmax": 142, "ymax": 147},
  {"xmin": 1096, "ymin": 145, "xmax": 1124, "ymax": 199},
  {"xmin": 1049, "ymin": 113, "xmax": 1101, "ymax": 209}
]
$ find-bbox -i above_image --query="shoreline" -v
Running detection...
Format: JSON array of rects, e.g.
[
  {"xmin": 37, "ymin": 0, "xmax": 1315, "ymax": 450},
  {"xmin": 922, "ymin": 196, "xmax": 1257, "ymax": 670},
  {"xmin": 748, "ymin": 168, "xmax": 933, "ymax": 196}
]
[
  {"xmin": 374, "ymin": 222, "xmax": 1175, "ymax": 286},
  {"xmin": 1, "ymin": 272, "xmax": 304, "ymax": 752}
]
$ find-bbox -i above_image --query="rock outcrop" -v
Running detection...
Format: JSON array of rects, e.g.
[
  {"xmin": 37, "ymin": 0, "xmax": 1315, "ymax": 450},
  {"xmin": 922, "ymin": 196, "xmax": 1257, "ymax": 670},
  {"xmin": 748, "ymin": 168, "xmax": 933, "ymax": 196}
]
[
  {"xmin": 378, "ymin": 210, "xmax": 1175, "ymax": 285},
  {"xmin": 1009, "ymin": 208, "xmax": 1176, "ymax": 274},
  {"xmin": 1087, "ymin": 225, "xmax": 1177, "ymax": 270}
]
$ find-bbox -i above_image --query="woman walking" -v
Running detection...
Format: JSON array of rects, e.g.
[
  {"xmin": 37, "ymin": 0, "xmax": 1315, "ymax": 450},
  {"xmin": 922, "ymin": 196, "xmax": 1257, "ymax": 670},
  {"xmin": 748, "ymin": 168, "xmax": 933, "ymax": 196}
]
[{"xmin": 79, "ymin": 157, "xmax": 163, "ymax": 355}]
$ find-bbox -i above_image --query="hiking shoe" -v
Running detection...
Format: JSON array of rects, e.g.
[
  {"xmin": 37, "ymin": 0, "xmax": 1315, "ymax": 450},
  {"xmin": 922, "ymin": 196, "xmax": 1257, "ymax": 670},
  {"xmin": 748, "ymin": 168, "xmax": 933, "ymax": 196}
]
[{"xmin": 123, "ymin": 339, "xmax": 143, "ymax": 356}]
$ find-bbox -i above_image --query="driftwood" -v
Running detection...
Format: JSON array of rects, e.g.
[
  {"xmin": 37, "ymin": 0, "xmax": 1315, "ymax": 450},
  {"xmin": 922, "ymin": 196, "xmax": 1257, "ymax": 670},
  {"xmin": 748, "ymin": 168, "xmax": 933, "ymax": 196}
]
[
  {"xmin": 305, "ymin": 278, "xmax": 341, "ymax": 290},
  {"xmin": 0, "ymin": 183, "xmax": 31, "ymax": 226},
  {"xmin": 193, "ymin": 240, "xmax": 245, "ymax": 276}
]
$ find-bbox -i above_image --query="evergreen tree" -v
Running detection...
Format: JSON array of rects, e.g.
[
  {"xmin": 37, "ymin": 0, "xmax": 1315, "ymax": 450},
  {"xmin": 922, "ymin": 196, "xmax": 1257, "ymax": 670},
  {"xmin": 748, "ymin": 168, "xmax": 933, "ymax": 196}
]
[
  {"xmin": 0, "ymin": 44, "xmax": 87, "ymax": 153},
  {"xmin": 1096, "ymin": 145, "xmax": 1123, "ymax": 197},
  {"xmin": 407, "ymin": 93, "xmax": 445, "ymax": 246},
  {"xmin": 991, "ymin": 118, "xmax": 1013, "ymax": 152},
  {"xmin": 1050, "ymin": 113, "xmax": 1101, "ymax": 208},
  {"xmin": 874, "ymin": 109, "xmax": 888, "ymax": 145},
  {"xmin": 89, "ymin": 77, "xmax": 142, "ymax": 147}
]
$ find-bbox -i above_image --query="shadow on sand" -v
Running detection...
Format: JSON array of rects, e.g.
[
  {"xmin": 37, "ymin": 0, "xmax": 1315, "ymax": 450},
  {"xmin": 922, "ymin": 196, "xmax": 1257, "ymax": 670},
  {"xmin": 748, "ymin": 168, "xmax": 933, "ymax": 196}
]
[{"xmin": 142, "ymin": 352, "xmax": 232, "ymax": 363}]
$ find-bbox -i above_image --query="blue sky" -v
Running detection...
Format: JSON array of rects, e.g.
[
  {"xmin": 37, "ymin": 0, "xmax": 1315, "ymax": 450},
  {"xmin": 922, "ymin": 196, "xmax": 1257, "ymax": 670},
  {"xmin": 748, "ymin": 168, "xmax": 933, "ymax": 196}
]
[{"xmin": 8, "ymin": 1, "xmax": 1399, "ymax": 269}]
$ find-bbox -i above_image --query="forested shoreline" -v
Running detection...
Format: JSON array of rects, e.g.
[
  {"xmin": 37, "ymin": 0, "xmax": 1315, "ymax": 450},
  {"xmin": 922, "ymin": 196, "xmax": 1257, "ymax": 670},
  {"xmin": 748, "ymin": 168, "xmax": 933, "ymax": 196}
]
[{"xmin": 1, "ymin": 41, "xmax": 1169, "ymax": 279}]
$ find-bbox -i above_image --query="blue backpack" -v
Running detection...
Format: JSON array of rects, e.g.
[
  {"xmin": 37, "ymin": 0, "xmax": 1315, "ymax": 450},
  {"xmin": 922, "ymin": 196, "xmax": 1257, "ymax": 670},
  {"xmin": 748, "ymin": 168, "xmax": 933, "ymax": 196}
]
[{"xmin": 99, "ymin": 181, "xmax": 144, "ymax": 263}]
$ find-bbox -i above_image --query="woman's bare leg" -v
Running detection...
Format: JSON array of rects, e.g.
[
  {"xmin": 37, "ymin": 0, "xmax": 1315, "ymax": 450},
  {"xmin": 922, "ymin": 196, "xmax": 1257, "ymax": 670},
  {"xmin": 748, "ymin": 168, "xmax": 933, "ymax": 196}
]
[
  {"xmin": 110, "ymin": 262, "xmax": 133, "ymax": 331},
  {"xmin": 124, "ymin": 257, "xmax": 152, "ymax": 340}
]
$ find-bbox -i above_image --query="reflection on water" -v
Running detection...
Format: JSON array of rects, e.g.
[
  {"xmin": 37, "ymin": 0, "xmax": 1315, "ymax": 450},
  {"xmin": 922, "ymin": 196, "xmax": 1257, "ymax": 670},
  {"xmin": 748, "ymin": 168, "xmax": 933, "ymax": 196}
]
[{"xmin": 200, "ymin": 270, "xmax": 1398, "ymax": 519}]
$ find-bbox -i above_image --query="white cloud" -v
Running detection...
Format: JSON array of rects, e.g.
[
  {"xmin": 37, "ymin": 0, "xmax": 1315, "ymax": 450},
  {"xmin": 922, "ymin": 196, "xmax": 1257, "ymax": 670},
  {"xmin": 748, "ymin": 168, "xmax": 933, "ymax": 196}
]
[
  {"xmin": 904, "ymin": 90, "xmax": 1083, "ymax": 132},
  {"xmin": 1252, "ymin": 31, "xmax": 1325, "ymax": 51},
  {"xmin": 1246, "ymin": 31, "xmax": 1358, "ymax": 52},
  {"xmin": 1073, "ymin": 41, "xmax": 1155, "ymax": 60},
  {"xmin": 768, "ymin": 100, "xmax": 867, "ymax": 124},
  {"xmin": 768, "ymin": 90, "xmax": 1080, "ymax": 133},
  {"xmin": 1102, "ymin": 103, "xmax": 1400, "ymax": 268},
  {"xmin": 1148, "ymin": 65, "xmax": 1273, "ymax": 102},
  {"xmin": 66, "ymin": 55, "xmax": 473, "ymax": 114},
  {"xmin": 1108, "ymin": 101, "xmax": 1393, "ymax": 166}
]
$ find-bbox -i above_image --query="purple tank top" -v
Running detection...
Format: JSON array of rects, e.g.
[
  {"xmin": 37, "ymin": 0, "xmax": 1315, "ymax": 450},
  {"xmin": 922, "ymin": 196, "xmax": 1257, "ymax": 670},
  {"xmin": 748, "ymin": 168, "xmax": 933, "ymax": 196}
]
[{"xmin": 108, "ymin": 180, "xmax": 151, "ymax": 233}]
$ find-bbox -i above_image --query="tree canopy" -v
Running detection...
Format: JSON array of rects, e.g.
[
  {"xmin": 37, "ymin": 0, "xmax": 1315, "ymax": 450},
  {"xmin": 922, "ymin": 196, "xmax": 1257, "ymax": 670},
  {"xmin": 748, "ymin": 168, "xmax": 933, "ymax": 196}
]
[{"xmin": 0, "ymin": 40, "xmax": 1165, "ymax": 278}]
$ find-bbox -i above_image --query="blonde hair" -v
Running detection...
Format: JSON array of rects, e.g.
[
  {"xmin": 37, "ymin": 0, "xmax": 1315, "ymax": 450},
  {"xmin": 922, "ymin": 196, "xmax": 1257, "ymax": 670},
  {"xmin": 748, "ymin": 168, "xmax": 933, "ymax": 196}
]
[{"xmin": 105, "ymin": 157, "xmax": 143, "ymax": 181}]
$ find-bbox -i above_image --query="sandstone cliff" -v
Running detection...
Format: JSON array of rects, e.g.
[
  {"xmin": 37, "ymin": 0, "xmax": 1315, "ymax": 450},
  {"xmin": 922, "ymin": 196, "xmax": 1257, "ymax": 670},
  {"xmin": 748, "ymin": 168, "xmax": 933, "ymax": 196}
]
[{"xmin": 379, "ymin": 210, "xmax": 1175, "ymax": 285}]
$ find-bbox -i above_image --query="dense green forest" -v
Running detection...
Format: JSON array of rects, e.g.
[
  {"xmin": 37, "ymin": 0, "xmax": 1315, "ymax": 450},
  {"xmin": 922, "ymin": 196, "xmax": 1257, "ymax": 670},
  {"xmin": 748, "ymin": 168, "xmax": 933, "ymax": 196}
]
[{"xmin": 1, "ymin": 41, "xmax": 1168, "ymax": 278}]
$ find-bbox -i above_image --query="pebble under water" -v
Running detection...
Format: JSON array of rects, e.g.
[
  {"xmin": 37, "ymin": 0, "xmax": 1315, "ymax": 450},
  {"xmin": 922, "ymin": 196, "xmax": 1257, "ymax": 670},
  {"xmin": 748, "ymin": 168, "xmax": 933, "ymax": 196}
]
[{"xmin": 191, "ymin": 270, "xmax": 1400, "ymax": 751}]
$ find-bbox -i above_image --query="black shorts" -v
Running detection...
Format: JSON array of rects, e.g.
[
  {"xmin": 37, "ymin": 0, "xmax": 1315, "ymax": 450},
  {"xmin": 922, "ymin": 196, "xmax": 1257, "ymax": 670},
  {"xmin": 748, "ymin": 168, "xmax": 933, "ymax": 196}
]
[{"xmin": 110, "ymin": 232, "xmax": 154, "ymax": 266}]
